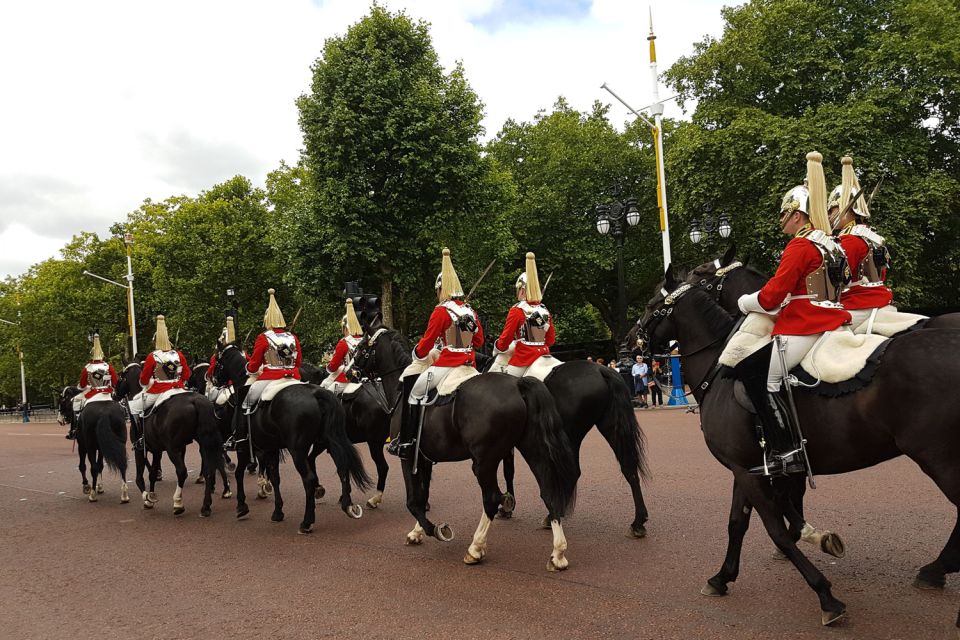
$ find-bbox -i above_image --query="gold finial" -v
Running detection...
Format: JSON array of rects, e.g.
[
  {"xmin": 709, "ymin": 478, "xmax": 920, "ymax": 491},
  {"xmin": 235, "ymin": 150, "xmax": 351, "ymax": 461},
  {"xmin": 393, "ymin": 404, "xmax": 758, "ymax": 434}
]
[{"xmin": 647, "ymin": 7, "xmax": 657, "ymax": 62}]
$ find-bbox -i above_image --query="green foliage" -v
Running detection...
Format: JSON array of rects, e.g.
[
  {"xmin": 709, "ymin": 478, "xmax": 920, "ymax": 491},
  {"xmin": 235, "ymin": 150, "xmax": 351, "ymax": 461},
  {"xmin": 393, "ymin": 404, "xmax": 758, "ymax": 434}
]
[{"xmin": 663, "ymin": 0, "xmax": 960, "ymax": 310}]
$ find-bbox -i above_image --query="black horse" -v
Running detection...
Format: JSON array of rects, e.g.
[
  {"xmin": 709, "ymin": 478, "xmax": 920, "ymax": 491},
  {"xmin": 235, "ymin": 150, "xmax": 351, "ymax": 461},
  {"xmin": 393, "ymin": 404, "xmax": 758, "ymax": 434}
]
[
  {"xmin": 185, "ymin": 361, "xmax": 235, "ymax": 497},
  {"xmin": 635, "ymin": 265, "xmax": 960, "ymax": 625},
  {"xmin": 59, "ymin": 387, "xmax": 129, "ymax": 503},
  {"xmin": 213, "ymin": 345, "xmax": 371, "ymax": 533},
  {"xmin": 351, "ymin": 328, "xmax": 579, "ymax": 570},
  {"xmin": 115, "ymin": 363, "xmax": 223, "ymax": 516}
]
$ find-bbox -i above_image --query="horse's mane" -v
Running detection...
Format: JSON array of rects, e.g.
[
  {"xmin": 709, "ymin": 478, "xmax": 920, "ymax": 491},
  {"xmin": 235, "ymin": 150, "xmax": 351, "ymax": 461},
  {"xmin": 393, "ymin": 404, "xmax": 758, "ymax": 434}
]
[
  {"xmin": 384, "ymin": 329, "xmax": 412, "ymax": 367},
  {"xmin": 684, "ymin": 287, "xmax": 736, "ymax": 335}
]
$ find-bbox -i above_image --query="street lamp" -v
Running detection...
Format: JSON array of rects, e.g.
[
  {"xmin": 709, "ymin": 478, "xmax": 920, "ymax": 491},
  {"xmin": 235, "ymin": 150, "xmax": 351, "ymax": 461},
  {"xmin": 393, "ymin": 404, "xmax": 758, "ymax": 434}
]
[
  {"xmin": 689, "ymin": 202, "xmax": 732, "ymax": 245},
  {"xmin": 594, "ymin": 185, "xmax": 642, "ymax": 345},
  {"xmin": 0, "ymin": 315, "xmax": 28, "ymax": 422},
  {"xmin": 82, "ymin": 232, "xmax": 137, "ymax": 358}
]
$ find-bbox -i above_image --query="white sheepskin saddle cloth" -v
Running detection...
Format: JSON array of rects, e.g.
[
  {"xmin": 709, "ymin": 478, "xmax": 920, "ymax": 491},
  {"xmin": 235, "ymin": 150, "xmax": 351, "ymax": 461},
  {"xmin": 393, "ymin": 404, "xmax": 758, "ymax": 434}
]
[
  {"xmin": 154, "ymin": 387, "xmax": 190, "ymax": 411},
  {"xmin": 799, "ymin": 331, "xmax": 887, "ymax": 383},
  {"xmin": 85, "ymin": 392, "xmax": 113, "ymax": 405},
  {"xmin": 261, "ymin": 378, "xmax": 305, "ymax": 402},
  {"xmin": 720, "ymin": 314, "xmax": 887, "ymax": 384},
  {"xmin": 509, "ymin": 355, "xmax": 563, "ymax": 381},
  {"xmin": 437, "ymin": 365, "xmax": 479, "ymax": 396},
  {"xmin": 718, "ymin": 313, "xmax": 775, "ymax": 368},
  {"xmin": 401, "ymin": 348, "xmax": 440, "ymax": 379},
  {"xmin": 852, "ymin": 305, "xmax": 926, "ymax": 337}
]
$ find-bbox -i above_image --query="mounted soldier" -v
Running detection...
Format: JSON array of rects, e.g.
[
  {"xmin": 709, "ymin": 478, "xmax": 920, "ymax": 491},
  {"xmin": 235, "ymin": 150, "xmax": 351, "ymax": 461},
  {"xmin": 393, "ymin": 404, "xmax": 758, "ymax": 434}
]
[
  {"xmin": 67, "ymin": 333, "xmax": 118, "ymax": 440},
  {"xmin": 206, "ymin": 316, "xmax": 238, "ymax": 406},
  {"xmin": 828, "ymin": 156, "xmax": 906, "ymax": 334},
  {"xmin": 223, "ymin": 288, "xmax": 302, "ymax": 450},
  {"xmin": 735, "ymin": 151, "xmax": 851, "ymax": 476},
  {"xmin": 492, "ymin": 252, "xmax": 557, "ymax": 377},
  {"xmin": 129, "ymin": 315, "xmax": 191, "ymax": 419},
  {"xmin": 387, "ymin": 248, "xmax": 485, "ymax": 459},
  {"xmin": 321, "ymin": 299, "xmax": 364, "ymax": 394}
]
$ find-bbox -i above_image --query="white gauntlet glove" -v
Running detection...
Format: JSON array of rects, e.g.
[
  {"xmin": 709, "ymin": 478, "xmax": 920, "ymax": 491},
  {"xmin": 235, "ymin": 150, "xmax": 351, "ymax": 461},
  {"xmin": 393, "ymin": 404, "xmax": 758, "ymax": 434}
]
[{"xmin": 737, "ymin": 291, "xmax": 774, "ymax": 315}]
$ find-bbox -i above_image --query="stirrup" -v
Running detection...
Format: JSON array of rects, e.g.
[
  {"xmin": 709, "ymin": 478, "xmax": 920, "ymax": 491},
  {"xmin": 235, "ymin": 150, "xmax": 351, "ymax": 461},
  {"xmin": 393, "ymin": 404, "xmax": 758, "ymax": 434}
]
[
  {"xmin": 749, "ymin": 451, "xmax": 806, "ymax": 477},
  {"xmin": 223, "ymin": 435, "xmax": 247, "ymax": 452},
  {"xmin": 65, "ymin": 431, "xmax": 77, "ymax": 440},
  {"xmin": 387, "ymin": 440, "xmax": 415, "ymax": 460}
]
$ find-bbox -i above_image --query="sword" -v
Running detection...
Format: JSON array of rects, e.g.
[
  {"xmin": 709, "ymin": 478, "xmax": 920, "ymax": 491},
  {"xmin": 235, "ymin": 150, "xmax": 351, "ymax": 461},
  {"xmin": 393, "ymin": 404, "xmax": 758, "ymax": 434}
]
[
  {"xmin": 541, "ymin": 271, "xmax": 554, "ymax": 297},
  {"xmin": 464, "ymin": 259, "xmax": 497, "ymax": 303},
  {"xmin": 411, "ymin": 371, "xmax": 432, "ymax": 475},
  {"xmin": 775, "ymin": 336, "xmax": 816, "ymax": 489},
  {"xmin": 289, "ymin": 306, "xmax": 303, "ymax": 332}
]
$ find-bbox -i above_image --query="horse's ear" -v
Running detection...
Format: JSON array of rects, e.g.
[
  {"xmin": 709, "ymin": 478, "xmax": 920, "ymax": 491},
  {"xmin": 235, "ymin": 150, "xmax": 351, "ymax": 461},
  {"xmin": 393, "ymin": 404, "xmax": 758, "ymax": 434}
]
[
  {"xmin": 721, "ymin": 243, "xmax": 737, "ymax": 267},
  {"xmin": 664, "ymin": 263, "xmax": 678, "ymax": 289}
]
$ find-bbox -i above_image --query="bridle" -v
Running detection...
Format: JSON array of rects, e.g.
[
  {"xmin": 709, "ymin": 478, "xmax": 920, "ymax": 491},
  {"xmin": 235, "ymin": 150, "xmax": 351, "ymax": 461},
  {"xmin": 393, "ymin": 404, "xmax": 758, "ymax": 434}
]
[{"xmin": 691, "ymin": 260, "xmax": 743, "ymax": 303}]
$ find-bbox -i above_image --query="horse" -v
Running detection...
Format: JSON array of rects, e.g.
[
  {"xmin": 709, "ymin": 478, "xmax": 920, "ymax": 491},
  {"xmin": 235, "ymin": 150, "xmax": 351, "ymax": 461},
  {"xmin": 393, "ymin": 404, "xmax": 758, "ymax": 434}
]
[
  {"xmin": 356, "ymin": 304, "xmax": 647, "ymax": 535},
  {"xmin": 115, "ymin": 362, "xmax": 163, "ymax": 482},
  {"xmin": 634, "ymin": 265, "xmax": 960, "ymax": 625},
  {"xmin": 213, "ymin": 344, "xmax": 370, "ymax": 533},
  {"xmin": 115, "ymin": 363, "xmax": 223, "ymax": 516},
  {"xmin": 185, "ymin": 361, "xmax": 235, "ymax": 497},
  {"xmin": 350, "ymin": 327, "xmax": 580, "ymax": 571},
  {"xmin": 59, "ymin": 387, "xmax": 129, "ymax": 503}
]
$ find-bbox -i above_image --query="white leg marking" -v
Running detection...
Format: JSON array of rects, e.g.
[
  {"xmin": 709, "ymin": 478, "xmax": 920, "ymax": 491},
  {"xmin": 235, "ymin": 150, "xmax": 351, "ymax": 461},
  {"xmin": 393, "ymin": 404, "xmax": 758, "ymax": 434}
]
[
  {"xmin": 800, "ymin": 522, "xmax": 819, "ymax": 545},
  {"xmin": 120, "ymin": 482, "xmax": 129, "ymax": 503},
  {"xmin": 366, "ymin": 491, "xmax": 384, "ymax": 509},
  {"xmin": 173, "ymin": 485, "xmax": 183, "ymax": 508},
  {"xmin": 406, "ymin": 521, "xmax": 425, "ymax": 545},
  {"xmin": 549, "ymin": 519, "xmax": 569, "ymax": 571},
  {"xmin": 466, "ymin": 513, "xmax": 492, "ymax": 563}
]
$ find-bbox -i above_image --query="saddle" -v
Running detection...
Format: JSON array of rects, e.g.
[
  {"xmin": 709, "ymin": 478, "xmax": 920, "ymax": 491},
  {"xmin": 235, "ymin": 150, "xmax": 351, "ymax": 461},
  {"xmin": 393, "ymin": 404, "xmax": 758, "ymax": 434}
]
[
  {"xmin": 243, "ymin": 378, "xmax": 305, "ymax": 415},
  {"xmin": 851, "ymin": 305, "xmax": 927, "ymax": 336},
  {"xmin": 144, "ymin": 388, "xmax": 190, "ymax": 418}
]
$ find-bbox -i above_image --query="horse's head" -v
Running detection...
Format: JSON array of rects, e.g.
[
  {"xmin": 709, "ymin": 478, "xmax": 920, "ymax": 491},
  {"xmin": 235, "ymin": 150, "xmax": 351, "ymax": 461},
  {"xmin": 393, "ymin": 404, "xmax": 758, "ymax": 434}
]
[
  {"xmin": 58, "ymin": 386, "xmax": 81, "ymax": 424},
  {"xmin": 635, "ymin": 264, "xmax": 688, "ymax": 354},
  {"xmin": 355, "ymin": 295, "xmax": 384, "ymax": 334},
  {"xmin": 115, "ymin": 362, "xmax": 142, "ymax": 400},
  {"xmin": 212, "ymin": 344, "xmax": 246, "ymax": 387},
  {"xmin": 186, "ymin": 362, "xmax": 209, "ymax": 392},
  {"xmin": 299, "ymin": 361, "xmax": 325, "ymax": 385},
  {"xmin": 352, "ymin": 328, "xmax": 410, "ymax": 382}
]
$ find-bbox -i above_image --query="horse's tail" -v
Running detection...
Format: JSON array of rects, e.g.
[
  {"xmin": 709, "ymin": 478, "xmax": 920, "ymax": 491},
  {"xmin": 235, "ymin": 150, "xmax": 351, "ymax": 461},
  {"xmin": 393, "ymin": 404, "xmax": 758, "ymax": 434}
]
[
  {"xmin": 96, "ymin": 406, "xmax": 128, "ymax": 476},
  {"xmin": 598, "ymin": 365, "xmax": 650, "ymax": 481},
  {"xmin": 313, "ymin": 388, "xmax": 372, "ymax": 492},
  {"xmin": 194, "ymin": 399, "xmax": 224, "ymax": 480},
  {"xmin": 517, "ymin": 377, "xmax": 578, "ymax": 517}
]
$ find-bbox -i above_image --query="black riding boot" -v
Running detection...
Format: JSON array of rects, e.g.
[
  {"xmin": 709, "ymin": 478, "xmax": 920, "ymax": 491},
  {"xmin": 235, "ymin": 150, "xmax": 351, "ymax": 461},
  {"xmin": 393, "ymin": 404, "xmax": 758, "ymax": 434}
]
[
  {"xmin": 734, "ymin": 345, "xmax": 806, "ymax": 477},
  {"xmin": 223, "ymin": 389, "xmax": 250, "ymax": 452},
  {"xmin": 386, "ymin": 376, "xmax": 419, "ymax": 460},
  {"xmin": 65, "ymin": 422, "xmax": 78, "ymax": 440}
]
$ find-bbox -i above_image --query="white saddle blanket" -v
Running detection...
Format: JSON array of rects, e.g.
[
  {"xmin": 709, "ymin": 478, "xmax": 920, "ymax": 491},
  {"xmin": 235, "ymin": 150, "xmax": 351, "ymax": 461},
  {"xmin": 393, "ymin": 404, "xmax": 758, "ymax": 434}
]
[
  {"xmin": 401, "ymin": 348, "xmax": 440, "ymax": 379},
  {"xmin": 73, "ymin": 391, "xmax": 113, "ymax": 412},
  {"xmin": 437, "ymin": 365, "xmax": 479, "ymax": 396},
  {"xmin": 498, "ymin": 354, "xmax": 562, "ymax": 381},
  {"xmin": 260, "ymin": 378, "xmax": 306, "ymax": 403},
  {"xmin": 851, "ymin": 305, "xmax": 926, "ymax": 337},
  {"xmin": 155, "ymin": 388, "xmax": 190, "ymax": 410},
  {"xmin": 207, "ymin": 385, "xmax": 233, "ymax": 406},
  {"xmin": 720, "ymin": 314, "xmax": 887, "ymax": 383}
]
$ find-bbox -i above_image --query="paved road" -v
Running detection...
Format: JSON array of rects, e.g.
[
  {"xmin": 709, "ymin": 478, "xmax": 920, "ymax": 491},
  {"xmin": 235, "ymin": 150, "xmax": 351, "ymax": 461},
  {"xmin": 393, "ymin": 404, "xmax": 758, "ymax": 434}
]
[{"xmin": 1, "ymin": 412, "xmax": 956, "ymax": 639}]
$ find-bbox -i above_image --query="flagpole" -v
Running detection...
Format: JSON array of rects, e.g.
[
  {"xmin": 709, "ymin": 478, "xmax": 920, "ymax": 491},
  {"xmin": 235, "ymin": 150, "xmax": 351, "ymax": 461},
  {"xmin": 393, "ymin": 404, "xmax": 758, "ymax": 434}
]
[{"xmin": 648, "ymin": 8, "xmax": 672, "ymax": 271}]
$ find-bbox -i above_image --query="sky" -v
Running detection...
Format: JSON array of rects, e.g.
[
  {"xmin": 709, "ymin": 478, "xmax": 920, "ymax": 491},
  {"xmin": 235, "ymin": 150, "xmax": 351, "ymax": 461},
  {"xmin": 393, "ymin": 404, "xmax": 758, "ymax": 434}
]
[{"xmin": 0, "ymin": 0, "xmax": 728, "ymax": 279}]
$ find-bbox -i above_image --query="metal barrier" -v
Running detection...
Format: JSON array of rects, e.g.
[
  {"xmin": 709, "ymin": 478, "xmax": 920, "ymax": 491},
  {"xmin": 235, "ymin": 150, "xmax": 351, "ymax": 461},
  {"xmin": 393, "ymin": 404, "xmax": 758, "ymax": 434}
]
[{"xmin": 0, "ymin": 409, "xmax": 59, "ymax": 424}]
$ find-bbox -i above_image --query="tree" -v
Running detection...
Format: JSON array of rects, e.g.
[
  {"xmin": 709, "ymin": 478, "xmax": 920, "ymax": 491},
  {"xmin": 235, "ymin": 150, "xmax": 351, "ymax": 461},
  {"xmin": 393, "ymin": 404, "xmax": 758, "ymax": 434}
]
[
  {"xmin": 486, "ymin": 99, "xmax": 662, "ymax": 342},
  {"xmin": 295, "ymin": 5, "xmax": 515, "ymax": 333},
  {"xmin": 663, "ymin": 0, "xmax": 960, "ymax": 311}
]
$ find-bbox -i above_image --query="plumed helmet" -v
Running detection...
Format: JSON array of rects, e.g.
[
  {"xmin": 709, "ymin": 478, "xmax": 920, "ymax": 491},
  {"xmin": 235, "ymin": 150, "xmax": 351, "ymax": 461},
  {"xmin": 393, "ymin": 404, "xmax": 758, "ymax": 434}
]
[
  {"xmin": 515, "ymin": 252, "xmax": 543, "ymax": 303},
  {"xmin": 90, "ymin": 333, "xmax": 104, "ymax": 361},
  {"xmin": 780, "ymin": 185, "xmax": 810, "ymax": 217},
  {"xmin": 263, "ymin": 288, "xmax": 286, "ymax": 329},
  {"xmin": 804, "ymin": 151, "xmax": 831, "ymax": 233},
  {"xmin": 436, "ymin": 248, "xmax": 464, "ymax": 301},
  {"xmin": 154, "ymin": 315, "xmax": 172, "ymax": 351}
]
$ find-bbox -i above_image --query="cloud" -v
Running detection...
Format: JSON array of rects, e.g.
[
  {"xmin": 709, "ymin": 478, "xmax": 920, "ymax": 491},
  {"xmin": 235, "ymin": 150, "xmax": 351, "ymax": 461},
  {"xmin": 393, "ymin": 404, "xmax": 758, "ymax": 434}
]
[{"xmin": 0, "ymin": 0, "xmax": 726, "ymax": 278}]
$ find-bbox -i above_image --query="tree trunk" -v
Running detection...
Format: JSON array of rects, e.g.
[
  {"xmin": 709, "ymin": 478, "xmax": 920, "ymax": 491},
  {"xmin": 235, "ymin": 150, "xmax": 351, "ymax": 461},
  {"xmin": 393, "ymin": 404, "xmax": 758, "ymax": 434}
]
[{"xmin": 380, "ymin": 271, "xmax": 394, "ymax": 329}]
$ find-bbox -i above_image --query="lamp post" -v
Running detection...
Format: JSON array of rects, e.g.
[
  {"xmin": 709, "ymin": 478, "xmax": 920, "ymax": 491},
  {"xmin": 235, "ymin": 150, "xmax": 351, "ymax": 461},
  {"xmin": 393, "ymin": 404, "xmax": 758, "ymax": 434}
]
[
  {"xmin": 594, "ymin": 185, "xmax": 642, "ymax": 344},
  {"xmin": 83, "ymin": 232, "xmax": 137, "ymax": 359},
  {"xmin": 0, "ymin": 315, "xmax": 28, "ymax": 422},
  {"xmin": 689, "ymin": 202, "xmax": 732, "ymax": 246}
]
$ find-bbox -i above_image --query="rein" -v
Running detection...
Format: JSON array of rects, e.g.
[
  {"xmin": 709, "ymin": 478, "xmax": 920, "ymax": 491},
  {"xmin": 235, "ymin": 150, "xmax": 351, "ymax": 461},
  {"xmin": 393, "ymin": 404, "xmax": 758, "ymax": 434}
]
[{"xmin": 351, "ymin": 328, "xmax": 406, "ymax": 416}]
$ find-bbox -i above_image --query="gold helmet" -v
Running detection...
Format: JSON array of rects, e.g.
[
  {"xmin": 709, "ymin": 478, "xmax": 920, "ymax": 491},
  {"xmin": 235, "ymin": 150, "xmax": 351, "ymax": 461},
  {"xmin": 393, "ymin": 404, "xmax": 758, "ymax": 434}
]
[
  {"xmin": 90, "ymin": 333, "xmax": 104, "ymax": 360},
  {"xmin": 434, "ymin": 248, "xmax": 464, "ymax": 301},
  {"xmin": 219, "ymin": 316, "xmax": 237, "ymax": 345},
  {"xmin": 154, "ymin": 315, "xmax": 172, "ymax": 351},
  {"xmin": 342, "ymin": 298, "xmax": 362, "ymax": 336},
  {"xmin": 514, "ymin": 252, "xmax": 543, "ymax": 303},
  {"xmin": 263, "ymin": 288, "xmax": 286, "ymax": 330}
]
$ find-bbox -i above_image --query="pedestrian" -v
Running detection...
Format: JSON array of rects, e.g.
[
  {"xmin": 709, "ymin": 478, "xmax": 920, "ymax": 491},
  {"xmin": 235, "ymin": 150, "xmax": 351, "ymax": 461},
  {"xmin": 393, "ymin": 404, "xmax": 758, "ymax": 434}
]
[
  {"xmin": 586, "ymin": 356, "xmax": 593, "ymax": 363},
  {"xmin": 632, "ymin": 356, "xmax": 649, "ymax": 408},
  {"xmin": 597, "ymin": 358, "xmax": 605, "ymax": 366},
  {"xmin": 607, "ymin": 360, "xmax": 618, "ymax": 370},
  {"xmin": 649, "ymin": 359, "xmax": 663, "ymax": 407}
]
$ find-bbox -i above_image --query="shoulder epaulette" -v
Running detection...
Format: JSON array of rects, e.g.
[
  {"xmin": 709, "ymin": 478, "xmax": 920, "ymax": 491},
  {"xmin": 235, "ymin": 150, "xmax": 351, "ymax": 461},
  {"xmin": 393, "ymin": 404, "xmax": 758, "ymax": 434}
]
[{"xmin": 849, "ymin": 224, "xmax": 885, "ymax": 246}]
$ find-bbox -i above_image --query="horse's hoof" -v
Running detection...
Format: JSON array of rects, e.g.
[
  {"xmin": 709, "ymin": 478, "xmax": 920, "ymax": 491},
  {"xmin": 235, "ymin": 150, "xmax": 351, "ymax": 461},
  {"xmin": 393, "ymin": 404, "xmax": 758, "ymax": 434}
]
[
  {"xmin": 366, "ymin": 493, "xmax": 382, "ymax": 509},
  {"xmin": 222, "ymin": 490, "xmax": 233, "ymax": 499},
  {"xmin": 120, "ymin": 496, "xmax": 130, "ymax": 504},
  {"xmin": 700, "ymin": 582, "xmax": 727, "ymax": 597},
  {"xmin": 913, "ymin": 576, "xmax": 945, "ymax": 591},
  {"xmin": 820, "ymin": 532, "xmax": 846, "ymax": 558},
  {"xmin": 298, "ymin": 524, "xmax": 313, "ymax": 535},
  {"xmin": 200, "ymin": 508, "xmax": 211, "ymax": 518},
  {"xmin": 463, "ymin": 550, "xmax": 484, "ymax": 565},
  {"xmin": 88, "ymin": 491, "xmax": 98, "ymax": 503},
  {"xmin": 540, "ymin": 515, "xmax": 551, "ymax": 530},
  {"xmin": 256, "ymin": 489, "xmax": 267, "ymax": 500},
  {"xmin": 315, "ymin": 485, "xmax": 325, "ymax": 500},
  {"xmin": 547, "ymin": 556, "xmax": 568, "ymax": 572},
  {"xmin": 500, "ymin": 492, "xmax": 515, "ymax": 513},
  {"xmin": 174, "ymin": 507, "xmax": 185, "ymax": 516},
  {"xmin": 497, "ymin": 508, "xmax": 513, "ymax": 519},
  {"xmin": 264, "ymin": 481, "xmax": 274, "ymax": 496},
  {"xmin": 147, "ymin": 492, "xmax": 158, "ymax": 503},
  {"xmin": 96, "ymin": 484, "xmax": 104, "ymax": 494},
  {"xmin": 82, "ymin": 485, "xmax": 91, "ymax": 495},
  {"xmin": 434, "ymin": 523, "xmax": 454, "ymax": 542},
  {"xmin": 236, "ymin": 504, "xmax": 250, "ymax": 519},
  {"xmin": 247, "ymin": 465, "xmax": 257, "ymax": 475},
  {"xmin": 346, "ymin": 504, "xmax": 363, "ymax": 519},
  {"xmin": 627, "ymin": 524, "xmax": 647, "ymax": 539},
  {"xmin": 143, "ymin": 501, "xmax": 154, "ymax": 510},
  {"xmin": 271, "ymin": 512, "xmax": 284, "ymax": 523},
  {"xmin": 821, "ymin": 609, "xmax": 846, "ymax": 626},
  {"xmin": 405, "ymin": 534, "xmax": 423, "ymax": 546},
  {"xmin": 772, "ymin": 549, "xmax": 789, "ymax": 561},
  {"xmin": 225, "ymin": 461, "xmax": 237, "ymax": 473}
]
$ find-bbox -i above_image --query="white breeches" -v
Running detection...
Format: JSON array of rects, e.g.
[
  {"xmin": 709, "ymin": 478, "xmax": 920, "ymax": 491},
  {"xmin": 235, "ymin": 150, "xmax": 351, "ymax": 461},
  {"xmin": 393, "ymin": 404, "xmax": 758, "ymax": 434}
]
[
  {"xmin": 767, "ymin": 334, "xmax": 821, "ymax": 392},
  {"xmin": 128, "ymin": 391, "xmax": 157, "ymax": 416},
  {"xmin": 408, "ymin": 366, "xmax": 452, "ymax": 403},
  {"xmin": 242, "ymin": 380, "xmax": 269, "ymax": 409}
]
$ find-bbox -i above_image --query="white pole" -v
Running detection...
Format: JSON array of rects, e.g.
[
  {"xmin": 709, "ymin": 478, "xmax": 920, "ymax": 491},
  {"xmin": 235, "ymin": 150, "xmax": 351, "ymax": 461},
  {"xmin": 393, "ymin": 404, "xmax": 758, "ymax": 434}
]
[
  {"xmin": 19, "ymin": 350, "xmax": 26, "ymax": 404},
  {"xmin": 648, "ymin": 9, "xmax": 672, "ymax": 270},
  {"xmin": 124, "ymin": 234, "xmax": 138, "ymax": 357}
]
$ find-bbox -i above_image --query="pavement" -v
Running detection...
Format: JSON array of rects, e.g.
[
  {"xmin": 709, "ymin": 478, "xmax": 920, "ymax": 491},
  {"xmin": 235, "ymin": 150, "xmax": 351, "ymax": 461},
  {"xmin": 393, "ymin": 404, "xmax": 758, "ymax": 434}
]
[{"xmin": 1, "ymin": 412, "xmax": 956, "ymax": 640}]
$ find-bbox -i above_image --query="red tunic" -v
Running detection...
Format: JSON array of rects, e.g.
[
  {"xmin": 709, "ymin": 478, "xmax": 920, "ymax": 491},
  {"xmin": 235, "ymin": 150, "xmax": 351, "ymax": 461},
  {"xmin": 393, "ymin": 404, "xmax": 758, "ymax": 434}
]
[
  {"xmin": 246, "ymin": 330, "xmax": 302, "ymax": 381},
  {"xmin": 139, "ymin": 351, "xmax": 190, "ymax": 394},
  {"xmin": 327, "ymin": 336, "xmax": 361, "ymax": 383},
  {"xmin": 838, "ymin": 234, "xmax": 894, "ymax": 310},
  {"xmin": 414, "ymin": 301, "xmax": 485, "ymax": 368},
  {"xmin": 206, "ymin": 354, "xmax": 217, "ymax": 379},
  {"xmin": 79, "ymin": 361, "xmax": 118, "ymax": 399},
  {"xmin": 495, "ymin": 305, "xmax": 556, "ymax": 367},
  {"xmin": 757, "ymin": 236, "xmax": 851, "ymax": 336}
]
